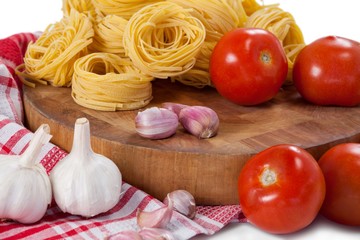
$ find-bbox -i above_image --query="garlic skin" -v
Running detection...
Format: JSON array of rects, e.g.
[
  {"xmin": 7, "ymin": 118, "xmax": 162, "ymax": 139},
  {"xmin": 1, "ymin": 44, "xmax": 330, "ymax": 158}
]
[
  {"xmin": 163, "ymin": 190, "xmax": 196, "ymax": 219},
  {"xmin": 50, "ymin": 118, "xmax": 122, "ymax": 218},
  {"xmin": 162, "ymin": 102, "xmax": 189, "ymax": 116},
  {"xmin": 135, "ymin": 107, "xmax": 178, "ymax": 139},
  {"xmin": 179, "ymin": 106, "xmax": 219, "ymax": 139},
  {"xmin": 107, "ymin": 230, "xmax": 143, "ymax": 240},
  {"xmin": 139, "ymin": 227, "xmax": 176, "ymax": 240},
  {"xmin": 137, "ymin": 195, "xmax": 173, "ymax": 229},
  {"xmin": 0, "ymin": 124, "xmax": 52, "ymax": 224}
]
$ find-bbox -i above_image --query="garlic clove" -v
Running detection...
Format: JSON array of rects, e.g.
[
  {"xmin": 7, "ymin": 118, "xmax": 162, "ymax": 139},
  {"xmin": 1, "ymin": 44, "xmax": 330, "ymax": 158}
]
[
  {"xmin": 107, "ymin": 230, "xmax": 143, "ymax": 240},
  {"xmin": 162, "ymin": 102, "xmax": 189, "ymax": 116},
  {"xmin": 137, "ymin": 195, "xmax": 173, "ymax": 229},
  {"xmin": 139, "ymin": 227, "xmax": 176, "ymax": 240},
  {"xmin": 179, "ymin": 106, "xmax": 219, "ymax": 139},
  {"xmin": 50, "ymin": 118, "xmax": 122, "ymax": 218},
  {"xmin": 0, "ymin": 124, "xmax": 52, "ymax": 224},
  {"xmin": 135, "ymin": 107, "xmax": 178, "ymax": 139},
  {"xmin": 163, "ymin": 190, "xmax": 196, "ymax": 219}
]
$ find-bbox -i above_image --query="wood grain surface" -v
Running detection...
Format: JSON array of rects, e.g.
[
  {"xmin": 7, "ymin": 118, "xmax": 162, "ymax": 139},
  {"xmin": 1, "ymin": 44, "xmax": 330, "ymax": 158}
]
[{"xmin": 23, "ymin": 79, "xmax": 360, "ymax": 205}]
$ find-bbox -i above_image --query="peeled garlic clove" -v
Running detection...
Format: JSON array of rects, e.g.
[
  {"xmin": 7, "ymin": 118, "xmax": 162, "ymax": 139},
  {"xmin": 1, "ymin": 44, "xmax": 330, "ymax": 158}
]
[
  {"xmin": 135, "ymin": 107, "xmax": 178, "ymax": 139},
  {"xmin": 139, "ymin": 227, "xmax": 176, "ymax": 240},
  {"xmin": 137, "ymin": 195, "xmax": 173, "ymax": 229},
  {"xmin": 179, "ymin": 106, "xmax": 219, "ymax": 139},
  {"xmin": 50, "ymin": 118, "xmax": 122, "ymax": 218},
  {"xmin": 0, "ymin": 124, "xmax": 52, "ymax": 224},
  {"xmin": 107, "ymin": 230, "xmax": 142, "ymax": 240},
  {"xmin": 162, "ymin": 102, "xmax": 189, "ymax": 116},
  {"xmin": 163, "ymin": 190, "xmax": 196, "ymax": 219}
]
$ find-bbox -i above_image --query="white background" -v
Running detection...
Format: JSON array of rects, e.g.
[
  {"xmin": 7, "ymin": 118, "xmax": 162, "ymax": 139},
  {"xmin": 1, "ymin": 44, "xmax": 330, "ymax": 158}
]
[{"xmin": 0, "ymin": 0, "xmax": 359, "ymax": 239}]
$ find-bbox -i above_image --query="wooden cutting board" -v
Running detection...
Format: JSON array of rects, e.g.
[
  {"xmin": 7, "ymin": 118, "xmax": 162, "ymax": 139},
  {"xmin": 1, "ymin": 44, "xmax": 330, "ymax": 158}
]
[{"xmin": 23, "ymin": 80, "xmax": 360, "ymax": 205}]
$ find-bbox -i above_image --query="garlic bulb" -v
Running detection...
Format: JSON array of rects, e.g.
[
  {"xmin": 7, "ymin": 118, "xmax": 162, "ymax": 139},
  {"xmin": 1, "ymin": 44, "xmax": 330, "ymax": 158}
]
[
  {"xmin": 50, "ymin": 118, "xmax": 122, "ymax": 217},
  {"xmin": 163, "ymin": 190, "xmax": 196, "ymax": 219},
  {"xmin": 0, "ymin": 124, "xmax": 52, "ymax": 224},
  {"xmin": 179, "ymin": 106, "xmax": 219, "ymax": 139},
  {"xmin": 135, "ymin": 107, "xmax": 178, "ymax": 139}
]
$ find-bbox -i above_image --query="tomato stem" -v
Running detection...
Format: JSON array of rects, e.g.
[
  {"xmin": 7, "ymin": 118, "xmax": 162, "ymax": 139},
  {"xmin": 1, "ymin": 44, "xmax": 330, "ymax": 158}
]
[
  {"xmin": 260, "ymin": 167, "xmax": 277, "ymax": 186},
  {"xmin": 260, "ymin": 51, "xmax": 272, "ymax": 64}
]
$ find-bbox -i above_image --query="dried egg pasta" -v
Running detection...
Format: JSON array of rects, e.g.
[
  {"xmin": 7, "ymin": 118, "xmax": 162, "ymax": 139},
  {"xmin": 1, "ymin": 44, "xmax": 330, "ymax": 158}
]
[
  {"xmin": 22, "ymin": 9, "xmax": 93, "ymax": 87},
  {"xmin": 72, "ymin": 52, "xmax": 153, "ymax": 111},
  {"xmin": 123, "ymin": 1, "xmax": 206, "ymax": 79}
]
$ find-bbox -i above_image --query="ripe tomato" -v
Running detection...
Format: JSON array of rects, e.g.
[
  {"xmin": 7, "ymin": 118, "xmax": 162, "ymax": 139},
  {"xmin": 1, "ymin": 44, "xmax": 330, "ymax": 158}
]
[
  {"xmin": 210, "ymin": 28, "xmax": 288, "ymax": 106},
  {"xmin": 293, "ymin": 36, "xmax": 360, "ymax": 106},
  {"xmin": 318, "ymin": 143, "xmax": 360, "ymax": 226},
  {"xmin": 238, "ymin": 144, "xmax": 326, "ymax": 234}
]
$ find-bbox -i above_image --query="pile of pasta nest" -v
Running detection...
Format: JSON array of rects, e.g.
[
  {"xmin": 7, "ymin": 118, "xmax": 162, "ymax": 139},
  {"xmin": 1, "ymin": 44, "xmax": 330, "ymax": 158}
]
[{"xmin": 18, "ymin": 0, "xmax": 305, "ymax": 111}]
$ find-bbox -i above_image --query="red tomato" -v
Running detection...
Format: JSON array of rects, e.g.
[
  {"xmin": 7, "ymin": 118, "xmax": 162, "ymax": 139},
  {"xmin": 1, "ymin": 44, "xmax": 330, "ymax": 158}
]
[
  {"xmin": 210, "ymin": 28, "xmax": 288, "ymax": 106},
  {"xmin": 238, "ymin": 144, "xmax": 326, "ymax": 234},
  {"xmin": 293, "ymin": 36, "xmax": 360, "ymax": 106},
  {"xmin": 318, "ymin": 143, "xmax": 360, "ymax": 226}
]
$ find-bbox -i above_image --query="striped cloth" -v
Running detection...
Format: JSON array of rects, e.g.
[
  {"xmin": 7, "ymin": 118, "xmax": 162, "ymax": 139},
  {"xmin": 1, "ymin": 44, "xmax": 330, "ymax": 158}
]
[{"xmin": 0, "ymin": 33, "xmax": 245, "ymax": 239}]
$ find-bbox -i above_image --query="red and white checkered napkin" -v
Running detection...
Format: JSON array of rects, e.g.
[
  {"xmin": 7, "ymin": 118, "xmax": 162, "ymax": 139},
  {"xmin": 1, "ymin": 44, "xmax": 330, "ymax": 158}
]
[
  {"xmin": 0, "ymin": 32, "xmax": 38, "ymax": 125},
  {"xmin": 0, "ymin": 33, "xmax": 245, "ymax": 239},
  {"xmin": 0, "ymin": 115, "xmax": 244, "ymax": 239}
]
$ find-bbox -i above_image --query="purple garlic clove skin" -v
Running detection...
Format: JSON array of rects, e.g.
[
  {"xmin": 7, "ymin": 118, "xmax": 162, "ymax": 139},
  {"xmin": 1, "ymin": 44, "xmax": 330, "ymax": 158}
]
[
  {"xmin": 107, "ymin": 230, "xmax": 142, "ymax": 240},
  {"xmin": 179, "ymin": 106, "xmax": 219, "ymax": 139},
  {"xmin": 164, "ymin": 190, "xmax": 196, "ymax": 219},
  {"xmin": 162, "ymin": 102, "xmax": 189, "ymax": 117},
  {"xmin": 137, "ymin": 195, "xmax": 174, "ymax": 228},
  {"xmin": 135, "ymin": 107, "xmax": 179, "ymax": 139},
  {"xmin": 139, "ymin": 227, "xmax": 176, "ymax": 240}
]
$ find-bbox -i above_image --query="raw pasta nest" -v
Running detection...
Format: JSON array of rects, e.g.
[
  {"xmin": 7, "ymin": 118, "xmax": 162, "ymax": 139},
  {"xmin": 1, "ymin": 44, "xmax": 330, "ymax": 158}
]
[
  {"xmin": 72, "ymin": 52, "xmax": 153, "ymax": 111},
  {"xmin": 123, "ymin": 1, "xmax": 206, "ymax": 79},
  {"xmin": 23, "ymin": 9, "xmax": 93, "ymax": 87},
  {"xmin": 92, "ymin": 0, "xmax": 163, "ymax": 20},
  {"xmin": 62, "ymin": 0, "xmax": 96, "ymax": 21},
  {"xmin": 91, "ymin": 14, "xmax": 128, "ymax": 57}
]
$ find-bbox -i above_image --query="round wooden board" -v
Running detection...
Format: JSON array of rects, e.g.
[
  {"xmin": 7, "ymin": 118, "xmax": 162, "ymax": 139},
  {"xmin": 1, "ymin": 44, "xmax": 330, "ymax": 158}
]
[{"xmin": 23, "ymin": 80, "xmax": 360, "ymax": 205}]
